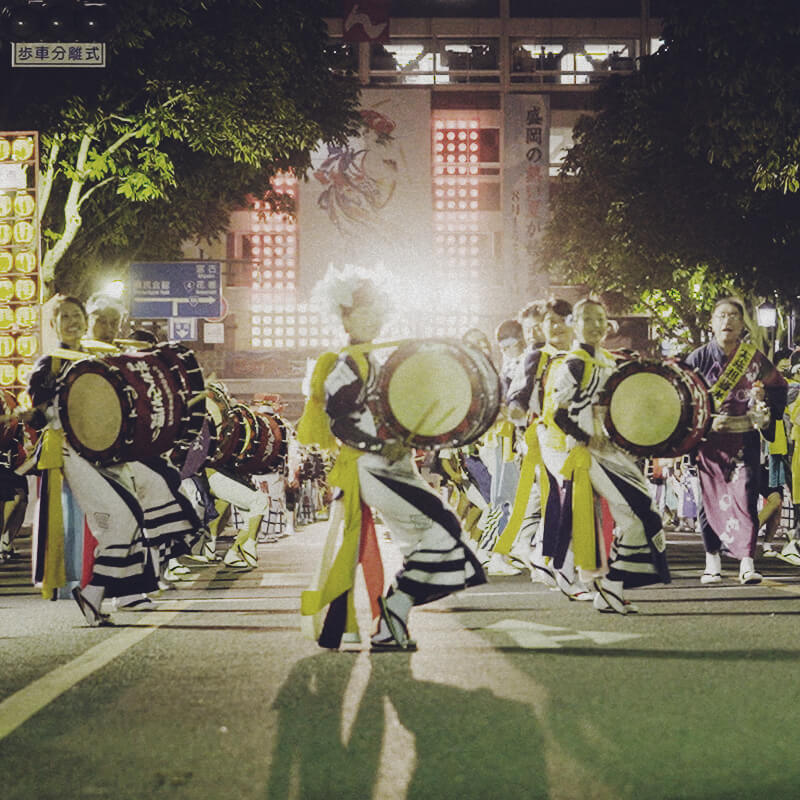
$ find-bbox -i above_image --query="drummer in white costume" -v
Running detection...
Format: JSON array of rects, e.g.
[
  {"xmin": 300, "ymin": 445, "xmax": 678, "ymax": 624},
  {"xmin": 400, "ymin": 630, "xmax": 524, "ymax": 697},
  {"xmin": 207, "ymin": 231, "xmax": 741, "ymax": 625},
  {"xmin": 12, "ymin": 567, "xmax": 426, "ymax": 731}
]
[
  {"xmin": 27, "ymin": 297, "xmax": 152, "ymax": 625},
  {"xmin": 83, "ymin": 297, "xmax": 203, "ymax": 600},
  {"xmin": 503, "ymin": 298, "xmax": 594, "ymax": 601},
  {"xmin": 544, "ymin": 298, "xmax": 670, "ymax": 614},
  {"xmin": 298, "ymin": 266, "xmax": 486, "ymax": 651}
]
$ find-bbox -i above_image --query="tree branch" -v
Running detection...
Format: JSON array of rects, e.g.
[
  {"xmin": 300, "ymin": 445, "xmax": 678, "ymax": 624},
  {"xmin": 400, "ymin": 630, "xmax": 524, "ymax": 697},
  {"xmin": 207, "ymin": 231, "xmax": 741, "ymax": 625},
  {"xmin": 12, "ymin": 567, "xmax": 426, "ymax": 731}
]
[{"xmin": 37, "ymin": 136, "xmax": 62, "ymax": 226}]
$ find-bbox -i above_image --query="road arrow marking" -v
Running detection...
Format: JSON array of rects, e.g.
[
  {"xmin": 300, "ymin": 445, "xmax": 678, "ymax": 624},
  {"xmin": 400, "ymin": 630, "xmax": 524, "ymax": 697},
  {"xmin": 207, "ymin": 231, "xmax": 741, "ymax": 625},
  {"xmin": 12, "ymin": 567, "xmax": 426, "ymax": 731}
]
[{"xmin": 484, "ymin": 619, "xmax": 644, "ymax": 649}]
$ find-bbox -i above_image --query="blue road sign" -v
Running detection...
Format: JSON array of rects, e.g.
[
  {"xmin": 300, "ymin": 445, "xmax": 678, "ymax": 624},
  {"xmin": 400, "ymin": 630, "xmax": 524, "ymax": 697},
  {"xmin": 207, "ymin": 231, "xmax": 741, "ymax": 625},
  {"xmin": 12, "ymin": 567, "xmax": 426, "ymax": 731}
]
[
  {"xmin": 168, "ymin": 317, "xmax": 198, "ymax": 341},
  {"xmin": 130, "ymin": 261, "xmax": 222, "ymax": 319}
]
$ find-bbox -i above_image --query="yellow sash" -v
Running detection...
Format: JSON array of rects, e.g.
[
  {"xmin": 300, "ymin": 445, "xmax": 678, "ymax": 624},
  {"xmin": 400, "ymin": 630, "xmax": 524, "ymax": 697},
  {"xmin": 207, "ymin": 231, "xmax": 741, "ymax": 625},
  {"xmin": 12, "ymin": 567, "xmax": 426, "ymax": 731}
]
[
  {"xmin": 770, "ymin": 420, "xmax": 788, "ymax": 455},
  {"xmin": 709, "ymin": 342, "xmax": 756, "ymax": 409},
  {"xmin": 789, "ymin": 391, "xmax": 800, "ymax": 502},
  {"xmin": 548, "ymin": 346, "xmax": 612, "ymax": 572},
  {"xmin": 560, "ymin": 445, "xmax": 597, "ymax": 571},
  {"xmin": 299, "ymin": 347, "xmax": 373, "ymax": 636},
  {"xmin": 37, "ymin": 428, "xmax": 66, "ymax": 598},
  {"xmin": 494, "ymin": 422, "xmax": 547, "ymax": 554},
  {"xmin": 295, "ymin": 351, "xmax": 339, "ymax": 451}
]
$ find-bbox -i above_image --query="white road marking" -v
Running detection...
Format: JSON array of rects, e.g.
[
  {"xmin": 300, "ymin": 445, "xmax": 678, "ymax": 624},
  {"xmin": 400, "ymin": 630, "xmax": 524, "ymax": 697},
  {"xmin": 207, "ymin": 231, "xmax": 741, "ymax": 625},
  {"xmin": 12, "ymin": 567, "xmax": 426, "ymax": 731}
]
[
  {"xmin": 0, "ymin": 605, "xmax": 183, "ymax": 741},
  {"xmin": 485, "ymin": 619, "xmax": 644, "ymax": 649}
]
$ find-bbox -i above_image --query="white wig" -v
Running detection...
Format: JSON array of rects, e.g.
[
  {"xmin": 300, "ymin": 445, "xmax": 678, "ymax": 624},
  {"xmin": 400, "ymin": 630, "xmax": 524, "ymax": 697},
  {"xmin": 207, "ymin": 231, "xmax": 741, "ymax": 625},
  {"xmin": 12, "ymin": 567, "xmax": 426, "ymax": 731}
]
[
  {"xmin": 86, "ymin": 292, "xmax": 125, "ymax": 317},
  {"xmin": 311, "ymin": 263, "xmax": 389, "ymax": 320}
]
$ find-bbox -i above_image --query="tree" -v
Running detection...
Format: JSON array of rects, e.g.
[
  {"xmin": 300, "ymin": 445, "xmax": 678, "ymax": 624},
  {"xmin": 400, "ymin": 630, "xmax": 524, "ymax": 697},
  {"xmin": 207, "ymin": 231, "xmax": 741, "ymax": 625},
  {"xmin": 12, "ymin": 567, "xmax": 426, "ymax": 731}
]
[
  {"xmin": 659, "ymin": 0, "xmax": 800, "ymax": 193},
  {"xmin": 541, "ymin": 0, "xmax": 800, "ymax": 348},
  {"xmin": 0, "ymin": 0, "xmax": 361, "ymax": 296}
]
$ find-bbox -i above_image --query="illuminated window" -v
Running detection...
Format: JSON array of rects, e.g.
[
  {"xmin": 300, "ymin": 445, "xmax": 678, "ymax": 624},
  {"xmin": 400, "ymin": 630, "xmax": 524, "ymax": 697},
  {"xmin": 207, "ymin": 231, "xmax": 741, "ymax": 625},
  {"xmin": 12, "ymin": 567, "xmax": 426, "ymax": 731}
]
[
  {"xmin": 246, "ymin": 173, "xmax": 301, "ymax": 348},
  {"xmin": 368, "ymin": 38, "xmax": 499, "ymax": 85},
  {"xmin": 511, "ymin": 39, "xmax": 636, "ymax": 84}
]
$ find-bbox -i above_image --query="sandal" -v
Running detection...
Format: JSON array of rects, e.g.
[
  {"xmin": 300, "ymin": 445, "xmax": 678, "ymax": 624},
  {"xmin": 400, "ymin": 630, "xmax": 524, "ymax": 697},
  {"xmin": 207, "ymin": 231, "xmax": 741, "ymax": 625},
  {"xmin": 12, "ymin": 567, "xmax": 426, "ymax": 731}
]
[
  {"xmin": 739, "ymin": 569, "xmax": 762, "ymax": 585},
  {"xmin": 592, "ymin": 579, "xmax": 629, "ymax": 615},
  {"xmin": 596, "ymin": 597, "xmax": 639, "ymax": 614},
  {"xmin": 71, "ymin": 587, "xmax": 114, "ymax": 627},
  {"xmin": 370, "ymin": 597, "xmax": 418, "ymax": 652}
]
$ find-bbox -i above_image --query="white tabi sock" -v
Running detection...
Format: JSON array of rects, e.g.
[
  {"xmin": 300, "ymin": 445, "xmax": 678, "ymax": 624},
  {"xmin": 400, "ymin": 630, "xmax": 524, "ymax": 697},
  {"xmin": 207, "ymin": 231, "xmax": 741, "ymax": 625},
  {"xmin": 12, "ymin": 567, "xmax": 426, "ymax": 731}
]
[{"xmin": 705, "ymin": 551, "xmax": 721, "ymax": 574}]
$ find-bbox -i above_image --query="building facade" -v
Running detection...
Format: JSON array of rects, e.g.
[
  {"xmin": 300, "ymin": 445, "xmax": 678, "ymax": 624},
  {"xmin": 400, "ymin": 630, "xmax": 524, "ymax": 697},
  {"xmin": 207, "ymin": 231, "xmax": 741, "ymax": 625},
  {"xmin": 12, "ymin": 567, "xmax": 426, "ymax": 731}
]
[{"xmin": 179, "ymin": 1, "xmax": 663, "ymax": 417}]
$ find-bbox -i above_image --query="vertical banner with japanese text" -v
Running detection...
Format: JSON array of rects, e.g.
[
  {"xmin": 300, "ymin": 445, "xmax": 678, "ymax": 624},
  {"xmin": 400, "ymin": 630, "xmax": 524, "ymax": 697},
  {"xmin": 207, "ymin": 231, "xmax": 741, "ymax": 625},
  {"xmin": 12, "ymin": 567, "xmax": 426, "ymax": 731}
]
[
  {"xmin": 298, "ymin": 88, "xmax": 432, "ymax": 299},
  {"xmin": 503, "ymin": 94, "xmax": 550, "ymax": 297}
]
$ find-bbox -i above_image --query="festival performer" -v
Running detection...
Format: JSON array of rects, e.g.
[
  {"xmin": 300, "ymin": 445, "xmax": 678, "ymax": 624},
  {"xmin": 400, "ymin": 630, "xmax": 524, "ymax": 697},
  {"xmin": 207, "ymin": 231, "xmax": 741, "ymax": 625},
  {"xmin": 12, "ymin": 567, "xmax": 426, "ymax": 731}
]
[
  {"xmin": 26, "ymin": 297, "xmax": 154, "ymax": 625},
  {"xmin": 27, "ymin": 296, "xmax": 204, "ymax": 624},
  {"xmin": 86, "ymin": 292, "xmax": 126, "ymax": 346},
  {"xmin": 298, "ymin": 265, "xmax": 486, "ymax": 651},
  {"xmin": 499, "ymin": 298, "xmax": 594, "ymax": 601},
  {"xmin": 84, "ymin": 302, "xmax": 203, "ymax": 599},
  {"xmin": 212, "ymin": 464, "xmax": 271, "ymax": 570},
  {"xmin": 476, "ymin": 319, "xmax": 525, "ymax": 576},
  {"xmin": 543, "ymin": 297, "xmax": 670, "ymax": 614},
  {"xmin": 777, "ymin": 356, "xmax": 800, "ymax": 564},
  {"xmin": 685, "ymin": 297, "xmax": 787, "ymax": 585},
  {"xmin": 193, "ymin": 385, "xmax": 273, "ymax": 570},
  {"xmin": 0, "ymin": 392, "xmax": 30, "ymax": 562},
  {"xmin": 518, "ymin": 300, "xmax": 546, "ymax": 351}
]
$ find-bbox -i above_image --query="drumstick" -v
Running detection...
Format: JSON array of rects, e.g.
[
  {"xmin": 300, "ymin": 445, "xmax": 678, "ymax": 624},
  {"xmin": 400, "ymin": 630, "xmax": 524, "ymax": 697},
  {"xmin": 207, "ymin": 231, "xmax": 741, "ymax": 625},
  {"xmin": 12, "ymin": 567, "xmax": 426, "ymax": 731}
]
[
  {"xmin": 113, "ymin": 338, "xmax": 156, "ymax": 350},
  {"xmin": 346, "ymin": 338, "xmax": 414, "ymax": 355},
  {"xmin": 14, "ymin": 453, "xmax": 38, "ymax": 476},
  {"xmin": 185, "ymin": 373, "xmax": 219, "ymax": 409},
  {"xmin": 404, "ymin": 399, "xmax": 440, "ymax": 445},
  {"xmin": 428, "ymin": 405, "xmax": 458, "ymax": 432},
  {"xmin": 51, "ymin": 347, "xmax": 91, "ymax": 361},
  {"xmin": 187, "ymin": 391, "xmax": 211, "ymax": 409},
  {"xmin": 81, "ymin": 338, "xmax": 120, "ymax": 353}
]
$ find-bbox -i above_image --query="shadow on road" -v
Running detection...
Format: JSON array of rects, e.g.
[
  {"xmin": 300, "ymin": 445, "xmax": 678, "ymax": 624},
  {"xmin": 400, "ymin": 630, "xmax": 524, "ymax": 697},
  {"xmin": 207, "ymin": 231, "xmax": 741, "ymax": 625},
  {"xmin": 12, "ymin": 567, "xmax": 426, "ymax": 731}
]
[{"xmin": 266, "ymin": 651, "xmax": 550, "ymax": 800}]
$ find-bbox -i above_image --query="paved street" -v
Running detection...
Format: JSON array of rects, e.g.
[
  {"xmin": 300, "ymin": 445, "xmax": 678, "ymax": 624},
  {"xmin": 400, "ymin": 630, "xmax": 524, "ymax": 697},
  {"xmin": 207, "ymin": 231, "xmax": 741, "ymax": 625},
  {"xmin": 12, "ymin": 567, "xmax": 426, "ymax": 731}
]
[{"xmin": 2, "ymin": 520, "xmax": 800, "ymax": 800}]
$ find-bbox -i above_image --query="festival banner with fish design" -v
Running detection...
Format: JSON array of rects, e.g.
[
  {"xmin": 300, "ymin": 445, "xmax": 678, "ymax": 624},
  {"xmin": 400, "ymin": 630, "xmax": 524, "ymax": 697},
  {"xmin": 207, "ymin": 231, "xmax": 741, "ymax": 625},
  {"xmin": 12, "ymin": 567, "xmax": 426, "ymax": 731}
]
[{"xmin": 298, "ymin": 88, "xmax": 433, "ymax": 297}]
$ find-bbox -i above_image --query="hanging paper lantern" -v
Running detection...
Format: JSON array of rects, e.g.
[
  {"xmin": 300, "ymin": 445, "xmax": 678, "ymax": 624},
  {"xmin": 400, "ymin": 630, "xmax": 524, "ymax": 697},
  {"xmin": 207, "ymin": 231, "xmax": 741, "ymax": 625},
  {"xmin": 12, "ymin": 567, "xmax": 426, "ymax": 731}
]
[
  {"xmin": 14, "ymin": 251, "xmax": 36, "ymax": 273},
  {"xmin": 0, "ymin": 139, "xmax": 10, "ymax": 161},
  {"xmin": 15, "ymin": 334, "xmax": 39, "ymax": 358},
  {"xmin": 0, "ymin": 278, "xmax": 12, "ymax": 302},
  {"xmin": 0, "ymin": 335, "xmax": 13, "ymax": 358},
  {"xmin": 13, "ymin": 192, "xmax": 35, "ymax": 217},
  {"xmin": 0, "ymin": 194, "xmax": 13, "ymax": 218},
  {"xmin": 15, "ymin": 305, "xmax": 38, "ymax": 327},
  {"xmin": 0, "ymin": 252, "xmax": 13, "ymax": 273},
  {"xmin": 12, "ymin": 220, "xmax": 35, "ymax": 243},
  {"xmin": 14, "ymin": 277, "xmax": 36, "ymax": 301},
  {"xmin": 16, "ymin": 362, "xmax": 33, "ymax": 384},
  {"xmin": 0, "ymin": 364, "xmax": 16, "ymax": 386},
  {"xmin": 12, "ymin": 137, "xmax": 35, "ymax": 162}
]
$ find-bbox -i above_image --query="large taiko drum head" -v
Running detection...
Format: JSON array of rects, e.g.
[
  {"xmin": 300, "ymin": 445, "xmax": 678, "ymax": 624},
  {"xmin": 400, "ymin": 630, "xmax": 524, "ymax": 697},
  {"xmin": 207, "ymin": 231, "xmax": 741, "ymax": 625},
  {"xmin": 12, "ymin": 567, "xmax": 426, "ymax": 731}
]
[
  {"xmin": 604, "ymin": 358, "xmax": 712, "ymax": 458},
  {"xmin": 236, "ymin": 411, "xmax": 287, "ymax": 474},
  {"xmin": 59, "ymin": 342, "xmax": 205, "ymax": 465},
  {"xmin": 374, "ymin": 338, "xmax": 501, "ymax": 449}
]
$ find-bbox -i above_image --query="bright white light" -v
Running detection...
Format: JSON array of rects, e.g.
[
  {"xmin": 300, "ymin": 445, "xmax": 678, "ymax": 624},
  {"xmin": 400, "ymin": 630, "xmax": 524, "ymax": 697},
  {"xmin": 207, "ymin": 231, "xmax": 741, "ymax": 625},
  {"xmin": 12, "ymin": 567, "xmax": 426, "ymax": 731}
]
[{"xmin": 105, "ymin": 280, "xmax": 125, "ymax": 299}]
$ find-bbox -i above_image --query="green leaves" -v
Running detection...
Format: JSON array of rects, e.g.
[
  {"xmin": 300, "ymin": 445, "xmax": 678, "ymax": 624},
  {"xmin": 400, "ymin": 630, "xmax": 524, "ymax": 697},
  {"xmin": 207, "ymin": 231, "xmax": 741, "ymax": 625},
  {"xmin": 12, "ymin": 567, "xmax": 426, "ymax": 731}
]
[
  {"xmin": 542, "ymin": 0, "xmax": 800, "ymax": 348},
  {"xmin": 0, "ymin": 0, "xmax": 360, "ymax": 294}
]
